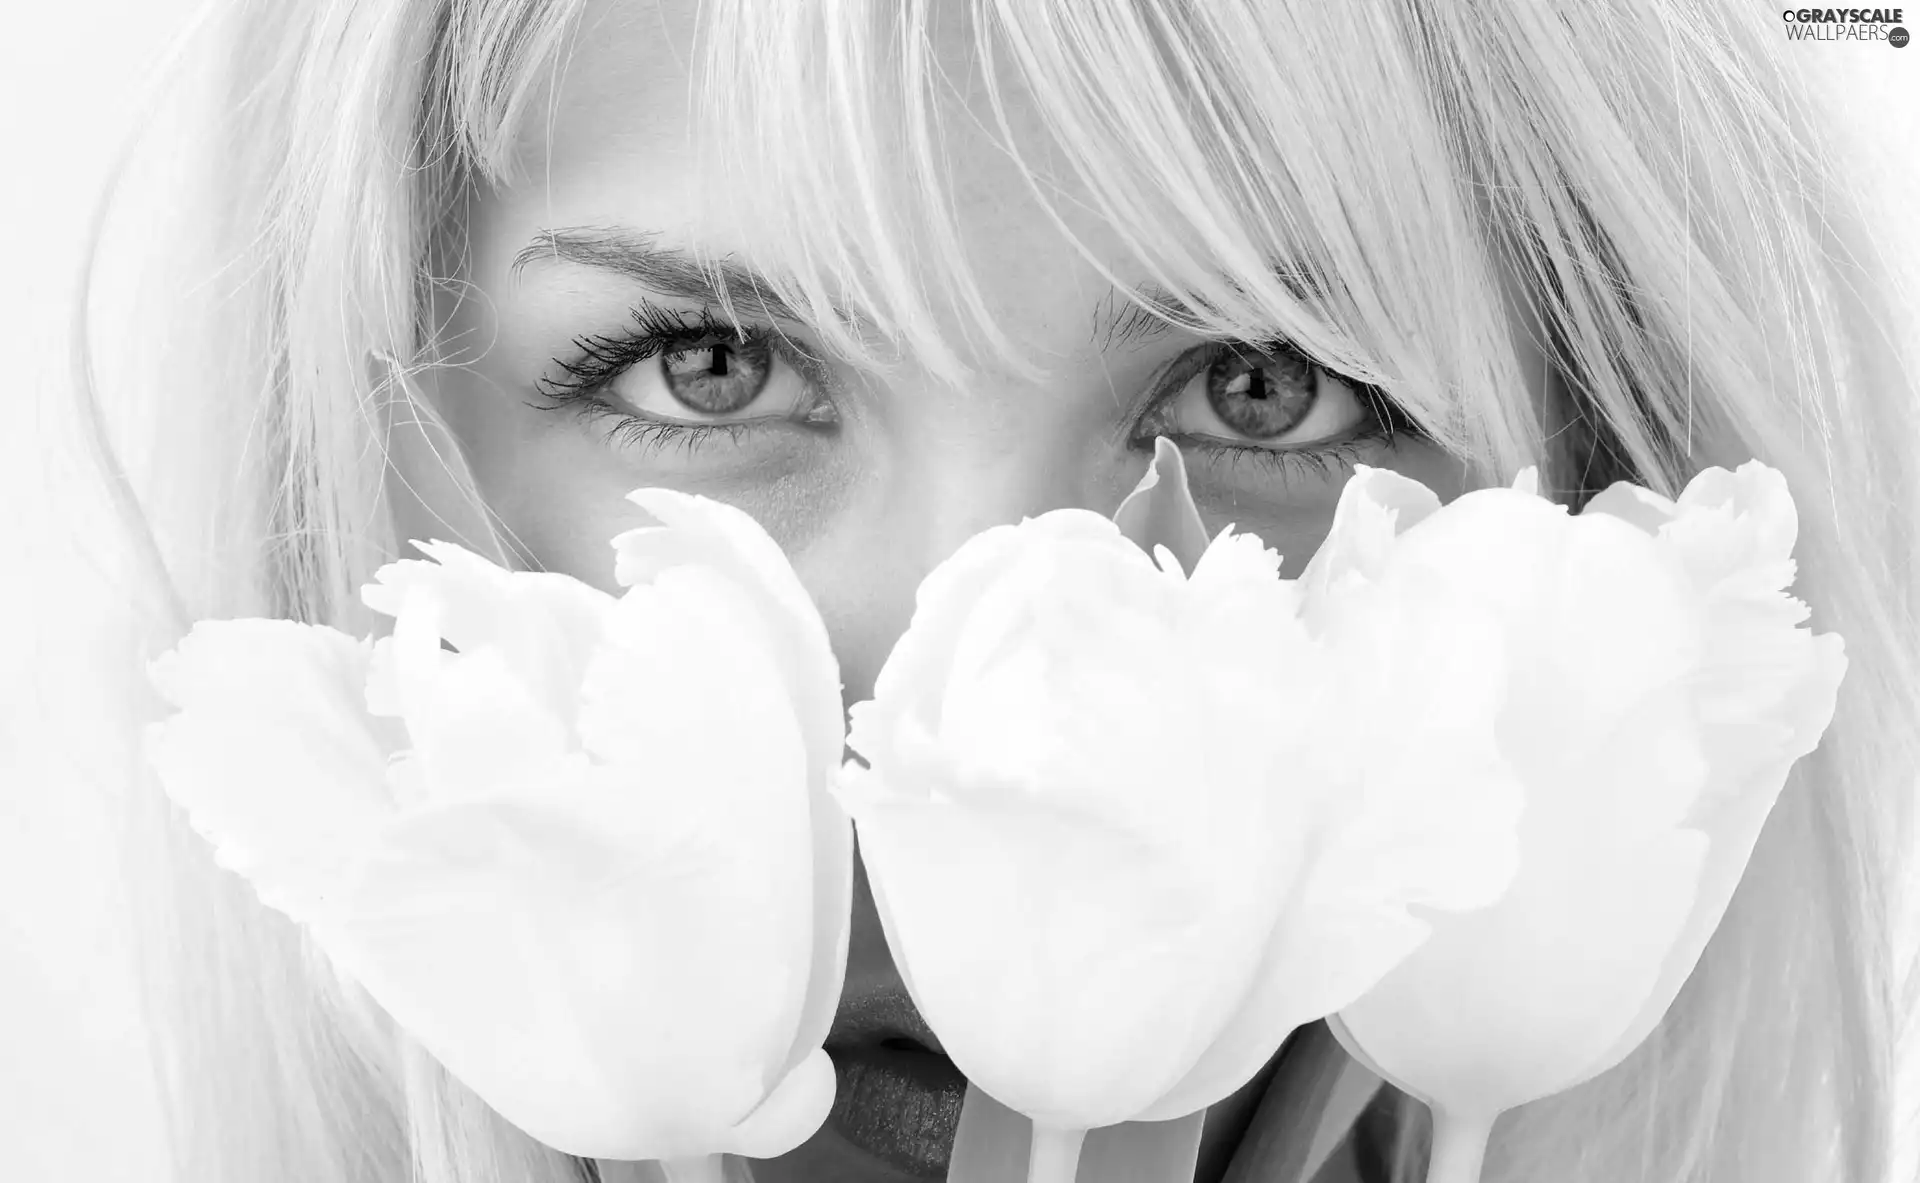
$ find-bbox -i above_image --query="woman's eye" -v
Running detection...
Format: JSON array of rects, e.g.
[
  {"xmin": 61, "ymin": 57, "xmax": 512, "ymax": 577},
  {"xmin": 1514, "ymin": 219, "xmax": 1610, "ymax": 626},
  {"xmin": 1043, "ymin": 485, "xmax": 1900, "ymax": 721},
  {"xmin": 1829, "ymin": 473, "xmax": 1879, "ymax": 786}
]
[
  {"xmin": 1151, "ymin": 342, "xmax": 1370, "ymax": 448},
  {"xmin": 606, "ymin": 334, "xmax": 814, "ymax": 423}
]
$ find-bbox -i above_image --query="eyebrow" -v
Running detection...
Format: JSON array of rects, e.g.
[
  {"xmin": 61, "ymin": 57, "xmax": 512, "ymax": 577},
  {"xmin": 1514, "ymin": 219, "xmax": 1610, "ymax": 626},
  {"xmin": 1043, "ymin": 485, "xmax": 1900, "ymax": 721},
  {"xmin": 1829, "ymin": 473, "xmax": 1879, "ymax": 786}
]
[
  {"xmin": 513, "ymin": 224, "xmax": 1225, "ymax": 353},
  {"xmin": 512, "ymin": 226, "xmax": 821, "ymax": 328}
]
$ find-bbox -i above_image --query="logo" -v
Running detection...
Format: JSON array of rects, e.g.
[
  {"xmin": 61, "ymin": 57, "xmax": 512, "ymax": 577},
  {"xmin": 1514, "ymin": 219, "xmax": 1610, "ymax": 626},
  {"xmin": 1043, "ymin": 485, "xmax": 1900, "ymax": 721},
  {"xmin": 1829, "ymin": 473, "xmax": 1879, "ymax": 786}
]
[{"xmin": 1781, "ymin": 8, "xmax": 1909, "ymax": 43}]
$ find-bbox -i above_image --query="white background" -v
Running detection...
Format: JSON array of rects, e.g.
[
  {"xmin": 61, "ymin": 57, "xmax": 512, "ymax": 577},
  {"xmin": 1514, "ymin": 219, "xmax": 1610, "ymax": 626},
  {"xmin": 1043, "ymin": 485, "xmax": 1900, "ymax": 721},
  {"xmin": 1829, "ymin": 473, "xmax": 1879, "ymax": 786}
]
[{"xmin": 1, "ymin": 3, "xmax": 1916, "ymax": 1181}]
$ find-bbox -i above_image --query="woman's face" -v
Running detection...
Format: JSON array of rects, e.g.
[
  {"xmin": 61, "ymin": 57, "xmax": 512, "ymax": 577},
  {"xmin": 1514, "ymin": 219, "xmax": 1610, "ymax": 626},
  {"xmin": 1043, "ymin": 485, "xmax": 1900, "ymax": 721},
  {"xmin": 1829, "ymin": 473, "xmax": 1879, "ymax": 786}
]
[{"xmin": 420, "ymin": 2, "xmax": 1492, "ymax": 1180}]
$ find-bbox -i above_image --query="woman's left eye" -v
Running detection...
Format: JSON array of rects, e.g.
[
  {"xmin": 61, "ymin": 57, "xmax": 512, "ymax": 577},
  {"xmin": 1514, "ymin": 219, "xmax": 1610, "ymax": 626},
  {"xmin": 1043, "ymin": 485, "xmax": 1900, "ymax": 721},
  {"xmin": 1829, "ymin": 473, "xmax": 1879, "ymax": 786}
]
[{"xmin": 1138, "ymin": 341, "xmax": 1377, "ymax": 451}]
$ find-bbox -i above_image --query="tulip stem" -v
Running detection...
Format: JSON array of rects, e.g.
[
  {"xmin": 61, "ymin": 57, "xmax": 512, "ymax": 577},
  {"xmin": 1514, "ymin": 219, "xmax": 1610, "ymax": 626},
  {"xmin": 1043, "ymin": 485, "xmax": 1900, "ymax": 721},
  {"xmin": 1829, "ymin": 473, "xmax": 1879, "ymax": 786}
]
[
  {"xmin": 659, "ymin": 1154, "xmax": 727, "ymax": 1183},
  {"xmin": 1424, "ymin": 1112, "xmax": 1492, "ymax": 1183},
  {"xmin": 1027, "ymin": 1124, "xmax": 1089, "ymax": 1183}
]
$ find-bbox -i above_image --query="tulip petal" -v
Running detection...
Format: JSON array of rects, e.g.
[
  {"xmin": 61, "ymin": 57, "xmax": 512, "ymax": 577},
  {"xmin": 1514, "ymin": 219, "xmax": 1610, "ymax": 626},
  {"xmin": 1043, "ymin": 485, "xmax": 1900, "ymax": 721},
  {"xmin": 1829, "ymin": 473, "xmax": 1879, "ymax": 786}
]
[
  {"xmin": 375, "ymin": 639, "xmax": 582, "ymax": 806},
  {"xmin": 1576, "ymin": 464, "xmax": 1846, "ymax": 1076},
  {"xmin": 579, "ymin": 562, "xmax": 820, "ymax": 1058},
  {"xmin": 846, "ymin": 511, "xmax": 1128, "ymax": 773},
  {"xmin": 1126, "ymin": 896, "xmax": 1339, "ymax": 1124},
  {"xmin": 1311, "ymin": 574, "xmax": 1523, "ymax": 922},
  {"xmin": 930, "ymin": 537, "xmax": 1177, "ymax": 806},
  {"xmin": 361, "ymin": 539, "xmax": 616, "ymax": 722},
  {"xmin": 849, "ymin": 506, "xmax": 1353, "ymax": 1129},
  {"xmin": 840, "ymin": 761, "xmax": 1246, "ymax": 1128},
  {"xmin": 577, "ymin": 561, "xmax": 816, "ymax": 908},
  {"xmin": 1114, "ymin": 437, "xmax": 1211, "ymax": 574},
  {"xmin": 327, "ymin": 558, "xmax": 824, "ymax": 1160},
  {"xmin": 1334, "ymin": 498, "xmax": 1730, "ymax": 1112},
  {"xmin": 363, "ymin": 584, "xmax": 582, "ymax": 806},
  {"xmin": 615, "ymin": 489, "xmax": 844, "ymax": 775},
  {"xmin": 1593, "ymin": 639, "xmax": 1841, "ymax": 1074},
  {"xmin": 1340, "ymin": 823, "xmax": 1707, "ymax": 1113},
  {"xmin": 1321, "ymin": 459, "xmax": 1846, "ymax": 1127},
  {"xmin": 152, "ymin": 494, "xmax": 849, "ymax": 1166},
  {"xmin": 839, "ymin": 759, "xmax": 928, "ymax": 1015},
  {"xmin": 1339, "ymin": 677, "xmax": 1718, "ymax": 1108},
  {"xmin": 1388, "ymin": 498, "xmax": 1702, "ymax": 765},
  {"xmin": 1585, "ymin": 464, "xmax": 1802, "ymax": 610},
  {"xmin": 1660, "ymin": 463, "xmax": 1801, "ymax": 593},
  {"xmin": 145, "ymin": 619, "xmax": 397, "ymax": 924},
  {"xmin": 1143, "ymin": 482, "xmax": 1526, "ymax": 1123},
  {"xmin": 614, "ymin": 495, "xmax": 854, "ymax": 1087},
  {"xmin": 1184, "ymin": 525, "xmax": 1288, "ymax": 604},
  {"xmin": 1299, "ymin": 465, "xmax": 1442, "ymax": 601},
  {"xmin": 1140, "ymin": 574, "xmax": 1521, "ymax": 1122},
  {"xmin": 778, "ymin": 790, "xmax": 855, "ymax": 1084},
  {"xmin": 333, "ymin": 776, "xmax": 812, "ymax": 1161},
  {"xmin": 1578, "ymin": 481, "xmax": 1675, "ymax": 536},
  {"xmin": 718, "ymin": 1048, "xmax": 837, "ymax": 1158}
]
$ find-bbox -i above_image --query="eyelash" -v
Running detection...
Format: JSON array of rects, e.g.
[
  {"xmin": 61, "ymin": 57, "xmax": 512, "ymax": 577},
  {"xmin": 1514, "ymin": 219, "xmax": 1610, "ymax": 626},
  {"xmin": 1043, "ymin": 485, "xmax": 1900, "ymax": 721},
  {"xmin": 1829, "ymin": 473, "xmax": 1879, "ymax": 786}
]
[
  {"xmin": 531, "ymin": 303, "xmax": 1426, "ymax": 475},
  {"xmin": 1141, "ymin": 339, "xmax": 1424, "ymax": 483},
  {"xmin": 529, "ymin": 300, "xmax": 815, "ymax": 454}
]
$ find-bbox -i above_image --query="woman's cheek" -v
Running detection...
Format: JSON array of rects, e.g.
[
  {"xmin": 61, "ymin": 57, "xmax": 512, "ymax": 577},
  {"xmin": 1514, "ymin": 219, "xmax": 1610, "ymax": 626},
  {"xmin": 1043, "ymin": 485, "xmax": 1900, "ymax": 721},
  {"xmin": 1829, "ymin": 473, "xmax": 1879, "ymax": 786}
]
[{"xmin": 470, "ymin": 402, "xmax": 860, "ymax": 593}]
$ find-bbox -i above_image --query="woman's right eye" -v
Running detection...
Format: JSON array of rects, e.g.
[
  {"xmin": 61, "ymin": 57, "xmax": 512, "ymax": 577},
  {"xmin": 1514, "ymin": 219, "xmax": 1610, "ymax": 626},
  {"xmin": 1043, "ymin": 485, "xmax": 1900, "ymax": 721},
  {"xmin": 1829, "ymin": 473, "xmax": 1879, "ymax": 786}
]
[
  {"xmin": 603, "ymin": 333, "xmax": 820, "ymax": 425},
  {"xmin": 534, "ymin": 301, "xmax": 841, "ymax": 440}
]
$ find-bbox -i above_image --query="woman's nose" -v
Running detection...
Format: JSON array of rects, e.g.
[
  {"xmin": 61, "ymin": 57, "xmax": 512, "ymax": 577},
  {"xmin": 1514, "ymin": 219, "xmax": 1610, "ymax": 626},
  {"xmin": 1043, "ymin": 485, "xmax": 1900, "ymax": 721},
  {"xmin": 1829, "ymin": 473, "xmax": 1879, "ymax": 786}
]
[
  {"xmin": 801, "ymin": 427, "xmax": 1110, "ymax": 709},
  {"xmin": 796, "ymin": 424, "xmax": 1109, "ymax": 1006},
  {"xmin": 779, "ymin": 368, "xmax": 1128, "ymax": 1037}
]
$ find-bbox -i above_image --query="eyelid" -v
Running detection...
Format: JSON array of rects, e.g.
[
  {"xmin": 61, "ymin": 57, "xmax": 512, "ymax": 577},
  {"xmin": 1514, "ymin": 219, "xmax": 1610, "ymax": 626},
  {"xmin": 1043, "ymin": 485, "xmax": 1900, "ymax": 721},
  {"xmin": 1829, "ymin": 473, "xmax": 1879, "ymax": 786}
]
[
  {"xmin": 660, "ymin": 303, "xmax": 840, "ymax": 393},
  {"xmin": 1154, "ymin": 336, "xmax": 1323, "ymax": 386},
  {"xmin": 1131, "ymin": 336, "xmax": 1408, "ymax": 450},
  {"xmin": 1132, "ymin": 338, "xmax": 1310, "ymax": 426},
  {"xmin": 542, "ymin": 298, "xmax": 839, "ymax": 405}
]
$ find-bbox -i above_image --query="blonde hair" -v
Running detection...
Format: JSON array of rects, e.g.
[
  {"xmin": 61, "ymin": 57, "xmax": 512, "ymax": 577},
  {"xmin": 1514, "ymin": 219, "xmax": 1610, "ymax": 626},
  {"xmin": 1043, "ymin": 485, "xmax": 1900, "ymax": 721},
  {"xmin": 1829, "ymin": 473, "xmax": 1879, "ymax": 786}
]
[{"xmin": 62, "ymin": 0, "xmax": 1918, "ymax": 1180}]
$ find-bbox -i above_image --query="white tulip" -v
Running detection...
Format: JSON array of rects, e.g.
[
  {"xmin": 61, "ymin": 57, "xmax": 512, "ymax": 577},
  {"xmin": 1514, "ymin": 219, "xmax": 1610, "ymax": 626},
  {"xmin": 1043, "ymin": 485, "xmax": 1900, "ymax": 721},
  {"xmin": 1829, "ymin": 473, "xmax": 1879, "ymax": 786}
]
[
  {"xmin": 842, "ymin": 442, "xmax": 1522, "ymax": 1183},
  {"xmin": 146, "ymin": 490, "xmax": 854, "ymax": 1168},
  {"xmin": 1323, "ymin": 463, "xmax": 1846, "ymax": 1182}
]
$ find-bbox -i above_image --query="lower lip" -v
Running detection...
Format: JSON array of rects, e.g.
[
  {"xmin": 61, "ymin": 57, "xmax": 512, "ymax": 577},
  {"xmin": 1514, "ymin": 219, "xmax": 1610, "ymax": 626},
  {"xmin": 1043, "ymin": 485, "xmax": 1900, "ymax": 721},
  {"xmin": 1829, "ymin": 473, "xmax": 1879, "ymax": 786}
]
[{"xmin": 825, "ymin": 1043, "xmax": 969, "ymax": 1179}]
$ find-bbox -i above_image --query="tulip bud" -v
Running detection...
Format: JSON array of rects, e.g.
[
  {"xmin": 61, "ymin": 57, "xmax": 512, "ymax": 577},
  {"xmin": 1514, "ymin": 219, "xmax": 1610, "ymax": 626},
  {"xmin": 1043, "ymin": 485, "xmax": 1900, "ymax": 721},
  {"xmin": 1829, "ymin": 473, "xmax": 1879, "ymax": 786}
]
[
  {"xmin": 146, "ymin": 490, "xmax": 855, "ymax": 1165},
  {"xmin": 843, "ymin": 441, "xmax": 1521, "ymax": 1183},
  {"xmin": 1324, "ymin": 463, "xmax": 1846, "ymax": 1183}
]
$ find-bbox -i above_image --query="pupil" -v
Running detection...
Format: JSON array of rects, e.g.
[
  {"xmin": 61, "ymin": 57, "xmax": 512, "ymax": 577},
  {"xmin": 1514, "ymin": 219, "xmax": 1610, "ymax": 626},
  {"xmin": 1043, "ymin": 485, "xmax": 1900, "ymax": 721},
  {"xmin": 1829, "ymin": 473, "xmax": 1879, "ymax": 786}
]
[
  {"xmin": 663, "ymin": 337, "xmax": 771, "ymax": 414},
  {"xmin": 1205, "ymin": 345, "xmax": 1316, "ymax": 439}
]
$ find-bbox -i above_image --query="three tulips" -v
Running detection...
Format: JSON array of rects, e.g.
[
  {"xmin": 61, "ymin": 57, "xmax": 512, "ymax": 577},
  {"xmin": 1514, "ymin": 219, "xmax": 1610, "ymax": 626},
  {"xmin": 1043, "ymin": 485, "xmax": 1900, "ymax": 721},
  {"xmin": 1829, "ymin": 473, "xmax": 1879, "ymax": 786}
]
[{"xmin": 145, "ymin": 443, "xmax": 1843, "ymax": 1183}]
